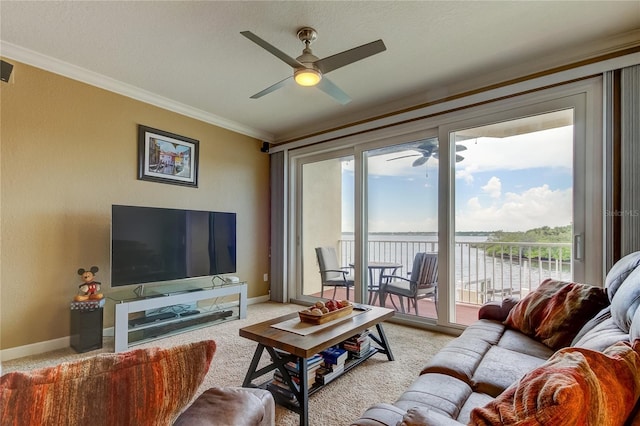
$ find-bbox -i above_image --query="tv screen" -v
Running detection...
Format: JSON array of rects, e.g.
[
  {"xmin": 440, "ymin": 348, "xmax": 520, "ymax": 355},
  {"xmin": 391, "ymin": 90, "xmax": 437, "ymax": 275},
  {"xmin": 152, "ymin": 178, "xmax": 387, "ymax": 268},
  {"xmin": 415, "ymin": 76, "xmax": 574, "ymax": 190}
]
[{"xmin": 111, "ymin": 205, "xmax": 236, "ymax": 287}]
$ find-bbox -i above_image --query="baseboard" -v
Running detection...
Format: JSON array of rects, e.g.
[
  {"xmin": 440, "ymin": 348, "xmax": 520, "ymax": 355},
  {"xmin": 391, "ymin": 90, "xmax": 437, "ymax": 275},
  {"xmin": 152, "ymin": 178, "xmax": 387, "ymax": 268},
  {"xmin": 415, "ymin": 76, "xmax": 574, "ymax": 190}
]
[
  {"xmin": 0, "ymin": 295, "xmax": 272, "ymax": 362},
  {"xmin": 1, "ymin": 336, "xmax": 71, "ymax": 362}
]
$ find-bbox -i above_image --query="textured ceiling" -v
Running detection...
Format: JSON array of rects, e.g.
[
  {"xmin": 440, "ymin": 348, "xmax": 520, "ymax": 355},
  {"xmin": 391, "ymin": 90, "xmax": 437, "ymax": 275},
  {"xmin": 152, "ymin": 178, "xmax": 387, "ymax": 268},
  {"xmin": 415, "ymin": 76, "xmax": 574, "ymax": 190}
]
[{"xmin": 1, "ymin": 1, "xmax": 639, "ymax": 143}]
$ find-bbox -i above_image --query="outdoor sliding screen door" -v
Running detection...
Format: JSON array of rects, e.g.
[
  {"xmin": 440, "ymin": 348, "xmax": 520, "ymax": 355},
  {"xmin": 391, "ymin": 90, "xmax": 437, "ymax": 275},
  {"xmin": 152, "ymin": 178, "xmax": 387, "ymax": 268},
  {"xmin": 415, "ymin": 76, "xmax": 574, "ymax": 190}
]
[{"xmin": 297, "ymin": 152, "xmax": 355, "ymax": 302}]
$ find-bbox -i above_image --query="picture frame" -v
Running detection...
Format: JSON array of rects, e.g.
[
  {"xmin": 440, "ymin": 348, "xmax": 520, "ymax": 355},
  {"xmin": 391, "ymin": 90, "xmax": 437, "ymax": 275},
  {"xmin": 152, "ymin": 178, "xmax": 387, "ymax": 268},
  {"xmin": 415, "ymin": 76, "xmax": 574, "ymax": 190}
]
[{"xmin": 137, "ymin": 125, "xmax": 199, "ymax": 187}]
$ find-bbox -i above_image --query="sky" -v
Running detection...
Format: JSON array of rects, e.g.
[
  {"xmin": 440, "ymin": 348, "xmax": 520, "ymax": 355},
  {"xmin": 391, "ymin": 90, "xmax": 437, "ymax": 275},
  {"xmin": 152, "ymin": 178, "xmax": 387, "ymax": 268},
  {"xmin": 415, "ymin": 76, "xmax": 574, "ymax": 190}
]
[{"xmin": 342, "ymin": 125, "xmax": 573, "ymax": 233}]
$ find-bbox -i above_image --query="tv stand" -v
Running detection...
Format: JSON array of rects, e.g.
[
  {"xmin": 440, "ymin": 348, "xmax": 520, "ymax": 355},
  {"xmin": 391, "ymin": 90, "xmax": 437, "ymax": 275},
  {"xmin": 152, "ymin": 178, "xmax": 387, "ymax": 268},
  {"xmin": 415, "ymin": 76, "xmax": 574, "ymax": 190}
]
[{"xmin": 108, "ymin": 282, "xmax": 247, "ymax": 352}]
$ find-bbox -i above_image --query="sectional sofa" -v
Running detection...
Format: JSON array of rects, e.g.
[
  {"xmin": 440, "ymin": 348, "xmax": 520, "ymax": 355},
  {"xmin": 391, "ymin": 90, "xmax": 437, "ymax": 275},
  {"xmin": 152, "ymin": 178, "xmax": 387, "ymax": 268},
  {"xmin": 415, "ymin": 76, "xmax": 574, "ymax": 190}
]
[{"xmin": 353, "ymin": 251, "xmax": 640, "ymax": 425}]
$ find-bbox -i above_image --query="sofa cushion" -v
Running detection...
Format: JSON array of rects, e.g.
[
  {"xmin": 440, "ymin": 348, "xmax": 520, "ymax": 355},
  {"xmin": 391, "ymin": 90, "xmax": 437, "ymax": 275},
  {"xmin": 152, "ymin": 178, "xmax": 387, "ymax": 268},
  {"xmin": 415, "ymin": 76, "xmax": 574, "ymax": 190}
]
[
  {"xmin": 610, "ymin": 265, "xmax": 640, "ymax": 333},
  {"xmin": 496, "ymin": 329, "xmax": 555, "ymax": 359},
  {"xmin": 504, "ymin": 278, "xmax": 609, "ymax": 349},
  {"xmin": 571, "ymin": 306, "xmax": 612, "ymax": 345},
  {"xmin": 421, "ymin": 320, "xmax": 505, "ymax": 384},
  {"xmin": 351, "ymin": 403, "xmax": 408, "ymax": 426},
  {"xmin": 394, "ymin": 373, "xmax": 473, "ymax": 419},
  {"xmin": 573, "ymin": 315, "xmax": 630, "ymax": 351},
  {"xmin": 605, "ymin": 250, "xmax": 640, "ymax": 300},
  {"xmin": 459, "ymin": 319, "xmax": 506, "ymax": 345},
  {"xmin": 471, "ymin": 346, "xmax": 549, "ymax": 397},
  {"xmin": 0, "ymin": 340, "xmax": 216, "ymax": 426},
  {"xmin": 469, "ymin": 341, "xmax": 640, "ymax": 426},
  {"xmin": 397, "ymin": 407, "xmax": 469, "ymax": 426}
]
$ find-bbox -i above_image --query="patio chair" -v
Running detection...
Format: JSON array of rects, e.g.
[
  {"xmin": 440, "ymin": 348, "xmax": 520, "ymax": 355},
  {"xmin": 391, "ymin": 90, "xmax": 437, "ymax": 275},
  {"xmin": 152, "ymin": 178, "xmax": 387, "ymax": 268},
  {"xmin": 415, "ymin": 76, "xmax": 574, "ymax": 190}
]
[
  {"xmin": 381, "ymin": 252, "xmax": 438, "ymax": 316},
  {"xmin": 315, "ymin": 247, "xmax": 355, "ymax": 300}
]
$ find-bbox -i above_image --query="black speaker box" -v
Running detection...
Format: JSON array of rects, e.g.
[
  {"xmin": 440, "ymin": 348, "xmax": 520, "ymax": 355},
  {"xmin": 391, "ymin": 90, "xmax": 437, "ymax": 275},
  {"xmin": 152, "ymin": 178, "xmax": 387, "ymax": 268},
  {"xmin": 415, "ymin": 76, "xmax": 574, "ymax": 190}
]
[
  {"xmin": 70, "ymin": 307, "xmax": 103, "ymax": 353},
  {"xmin": 1, "ymin": 60, "xmax": 13, "ymax": 83}
]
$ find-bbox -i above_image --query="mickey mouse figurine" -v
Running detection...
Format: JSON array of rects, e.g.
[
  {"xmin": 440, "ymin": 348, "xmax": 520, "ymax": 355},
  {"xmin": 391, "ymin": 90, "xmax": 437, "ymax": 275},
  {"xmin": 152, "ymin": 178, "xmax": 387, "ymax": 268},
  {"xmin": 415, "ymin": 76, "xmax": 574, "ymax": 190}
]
[{"xmin": 74, "ymin": 266, "xmax": 104, "ymax": 302}]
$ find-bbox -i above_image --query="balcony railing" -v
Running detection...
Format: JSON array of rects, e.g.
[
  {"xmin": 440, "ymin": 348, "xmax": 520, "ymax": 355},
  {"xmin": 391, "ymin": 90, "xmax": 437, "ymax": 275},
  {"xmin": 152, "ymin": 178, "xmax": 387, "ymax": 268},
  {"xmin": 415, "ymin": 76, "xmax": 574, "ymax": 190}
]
[{"xmin": 338, "ymin": 238, "xmax": 572, "ymax": 306}]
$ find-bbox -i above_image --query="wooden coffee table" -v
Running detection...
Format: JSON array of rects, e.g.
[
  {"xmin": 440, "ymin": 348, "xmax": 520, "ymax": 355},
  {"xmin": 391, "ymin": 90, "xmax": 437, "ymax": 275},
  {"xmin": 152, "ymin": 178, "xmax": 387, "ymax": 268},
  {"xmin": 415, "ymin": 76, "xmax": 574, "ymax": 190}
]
[{"xmin": 239, "ymin": 304, "xmax": 394, "ymax": 426}]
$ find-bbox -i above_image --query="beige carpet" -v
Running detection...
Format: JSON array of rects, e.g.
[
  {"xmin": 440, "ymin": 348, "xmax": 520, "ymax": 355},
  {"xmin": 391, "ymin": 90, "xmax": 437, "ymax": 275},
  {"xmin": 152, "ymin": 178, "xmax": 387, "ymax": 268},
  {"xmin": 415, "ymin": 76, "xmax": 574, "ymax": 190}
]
[{"xmin": 1, "ymin": 302, "xmax": 453, "ymax": 426}]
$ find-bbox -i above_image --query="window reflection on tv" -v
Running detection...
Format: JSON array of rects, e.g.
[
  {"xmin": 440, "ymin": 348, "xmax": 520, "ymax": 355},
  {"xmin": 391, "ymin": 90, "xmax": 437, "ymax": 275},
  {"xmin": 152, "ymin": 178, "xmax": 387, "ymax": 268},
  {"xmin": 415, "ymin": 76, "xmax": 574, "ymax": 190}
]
[{"xmin": 111, "ymin": 205, "xmax": 236, "ymax": 287}]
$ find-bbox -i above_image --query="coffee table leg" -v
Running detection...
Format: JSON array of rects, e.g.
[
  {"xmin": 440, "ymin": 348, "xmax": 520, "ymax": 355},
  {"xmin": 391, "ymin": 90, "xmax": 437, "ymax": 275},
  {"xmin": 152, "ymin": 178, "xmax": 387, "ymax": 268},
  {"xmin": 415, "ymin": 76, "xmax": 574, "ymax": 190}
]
[
  {"xmin": 370, "ymin": 323, "xmax": 395, "ymax": 361},
  {"xmin": 297, "ymin": 357, "xmax": 310, "ymax": 426},
  {"xmin": 242, "ymin": 344, "xmax": 266, "ymax": 387}
]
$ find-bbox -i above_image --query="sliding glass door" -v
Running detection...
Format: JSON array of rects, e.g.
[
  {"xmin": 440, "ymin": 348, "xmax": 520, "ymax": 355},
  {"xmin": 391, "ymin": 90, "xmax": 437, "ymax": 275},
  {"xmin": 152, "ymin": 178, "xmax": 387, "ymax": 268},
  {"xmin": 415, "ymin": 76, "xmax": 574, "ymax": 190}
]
[
  {"xmin": 441, "ymin": 84, "xmax": 602, "ymax": 327},
  {"xmin": 363, "ymin": 140, "xmax": 439, "ymax": 320},
  {"xmin": 449, "ymin": 110, "xmax": 575, "ymax": 325},
  {"xmin": 289, "ymin": 79, "xmax": 602, "ymax": 330}
]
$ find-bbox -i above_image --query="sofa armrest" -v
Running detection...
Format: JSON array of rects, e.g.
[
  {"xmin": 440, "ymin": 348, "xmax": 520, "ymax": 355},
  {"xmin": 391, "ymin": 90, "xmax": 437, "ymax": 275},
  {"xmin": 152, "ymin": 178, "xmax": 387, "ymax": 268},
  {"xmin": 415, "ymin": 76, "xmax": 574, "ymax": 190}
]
[
  {"xmin": 478, "ymin": 297, "xmax": 519, "ymax": 321},
  {"xmin": 398, "ymin": 407, "xmax": 465, "ymax": 426},
  {"xmin": 351, "ymin": 404, "xmax": 464, "ymax": 426},
  {"xmin": 351, "ymin": 403, "xmax": 407, "ymax": 425},
  {"xmin": 174, "ymin": 387, "xmax": 274, "ymax": 426}
]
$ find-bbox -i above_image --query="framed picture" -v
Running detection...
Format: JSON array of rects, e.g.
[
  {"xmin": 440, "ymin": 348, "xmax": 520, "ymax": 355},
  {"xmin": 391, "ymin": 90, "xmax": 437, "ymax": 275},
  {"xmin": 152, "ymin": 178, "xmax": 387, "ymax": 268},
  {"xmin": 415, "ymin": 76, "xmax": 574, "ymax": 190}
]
[{"xmin": 138, "ymin": 125, "xmax": 199, "ymax": 187}]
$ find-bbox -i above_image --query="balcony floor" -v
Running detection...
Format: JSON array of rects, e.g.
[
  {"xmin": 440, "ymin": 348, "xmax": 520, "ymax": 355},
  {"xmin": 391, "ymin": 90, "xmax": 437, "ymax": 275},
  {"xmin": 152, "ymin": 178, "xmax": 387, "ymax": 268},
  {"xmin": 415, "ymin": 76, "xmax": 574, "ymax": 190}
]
[{"xmin": 310, "ymin": 288, "xmax": 481, "ymax": 326}]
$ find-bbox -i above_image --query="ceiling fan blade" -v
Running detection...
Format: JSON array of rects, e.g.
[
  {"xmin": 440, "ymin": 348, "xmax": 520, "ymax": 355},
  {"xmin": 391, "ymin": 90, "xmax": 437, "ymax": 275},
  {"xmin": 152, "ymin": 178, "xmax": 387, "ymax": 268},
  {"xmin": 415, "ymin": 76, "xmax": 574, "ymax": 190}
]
[
  {"xmin": 315, "ymin": 39, "xmax": 386, "ymax": 74},
  {"xmin": 455, "ymin": 145, "xmax": 468, "ymax": 152},
  {"xmin": 417, "ymin": 141, "xmax": 438, "ymax": 152},
  {"xmin": 412, "ymin": 156, "xmax": 429, "ymax": 167},
  {"xmin": 430, "ymin": 152, "xmax": 463, "ymax": 163},
  {"xmin": 387, "ymin": 154, "xmax": 420, "ymax": 161},
  {"xmin": 240, "ymin": 31, "xmax": 303, "ymax": 69},
  {"xmin": 316, "ymin": 77, "xmax": 351, "ymax": 104},
  {"xmin": 250, "ymin": 76, "xmax": 293, "ymax": 99}
]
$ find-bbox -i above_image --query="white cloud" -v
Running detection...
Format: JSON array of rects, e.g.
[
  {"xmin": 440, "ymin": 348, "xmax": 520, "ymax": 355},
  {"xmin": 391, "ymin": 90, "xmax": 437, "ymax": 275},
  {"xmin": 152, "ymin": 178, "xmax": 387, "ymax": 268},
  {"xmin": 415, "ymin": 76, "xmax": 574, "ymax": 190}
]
[
  {"xmin": 481, "ymin": 177, "xmax": 502, "ymax": 198},
  {"xmin": 457, "ymin": 184, "xmax": 572, "ymax": 231}
]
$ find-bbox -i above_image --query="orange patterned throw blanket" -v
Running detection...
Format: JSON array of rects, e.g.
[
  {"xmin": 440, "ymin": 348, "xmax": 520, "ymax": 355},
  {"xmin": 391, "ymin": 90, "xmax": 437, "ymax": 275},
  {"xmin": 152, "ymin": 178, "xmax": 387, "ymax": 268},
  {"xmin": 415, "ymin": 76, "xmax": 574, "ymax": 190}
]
[
  {"xmin": 0, "ymin": 340, "xmax": 216, "ymax": 426},
  {"xmin": 471, "ymin": 340, "xmax": 640, "ymax": 425}
]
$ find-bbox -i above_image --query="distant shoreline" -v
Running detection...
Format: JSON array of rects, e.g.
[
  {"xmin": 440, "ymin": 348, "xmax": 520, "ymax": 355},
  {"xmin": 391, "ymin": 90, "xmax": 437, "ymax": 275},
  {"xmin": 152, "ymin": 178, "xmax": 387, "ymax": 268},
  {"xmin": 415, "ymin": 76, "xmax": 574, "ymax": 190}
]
[{"xmin": 341, "ymin": 231, "xmax": 492, "ymax": 237}]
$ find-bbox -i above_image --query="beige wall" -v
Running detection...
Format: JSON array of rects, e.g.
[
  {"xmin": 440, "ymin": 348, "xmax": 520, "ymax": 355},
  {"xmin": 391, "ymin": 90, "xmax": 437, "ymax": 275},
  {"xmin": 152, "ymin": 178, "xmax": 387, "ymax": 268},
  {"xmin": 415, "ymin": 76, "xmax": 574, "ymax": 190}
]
[{"xmin": 0, "ymin": 61, "xmax": 270, "ymax": 350}]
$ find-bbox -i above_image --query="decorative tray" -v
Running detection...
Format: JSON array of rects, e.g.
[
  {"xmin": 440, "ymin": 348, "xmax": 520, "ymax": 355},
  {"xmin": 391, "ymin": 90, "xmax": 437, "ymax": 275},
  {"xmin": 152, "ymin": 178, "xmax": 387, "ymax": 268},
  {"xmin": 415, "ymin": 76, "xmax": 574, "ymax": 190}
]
[{"xmin": 298, "ymin": 304, "xmax": 354, "ymax": 325}]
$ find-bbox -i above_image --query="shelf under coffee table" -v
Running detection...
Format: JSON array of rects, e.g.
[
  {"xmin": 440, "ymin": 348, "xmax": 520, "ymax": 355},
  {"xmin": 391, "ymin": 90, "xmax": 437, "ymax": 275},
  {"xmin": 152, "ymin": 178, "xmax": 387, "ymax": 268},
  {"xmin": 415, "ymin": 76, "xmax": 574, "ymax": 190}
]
[{"xmin": 239, "ymin": 304, "xmax": 394, "ymax": 426}]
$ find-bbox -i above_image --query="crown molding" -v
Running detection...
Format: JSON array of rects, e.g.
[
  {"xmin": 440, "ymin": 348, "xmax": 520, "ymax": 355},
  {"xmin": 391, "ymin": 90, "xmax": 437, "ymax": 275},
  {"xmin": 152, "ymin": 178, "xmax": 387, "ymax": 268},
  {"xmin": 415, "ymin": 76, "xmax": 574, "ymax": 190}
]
[{"xmin": 0, "ymin": 41, "xmax": 274, "ymax": 142}]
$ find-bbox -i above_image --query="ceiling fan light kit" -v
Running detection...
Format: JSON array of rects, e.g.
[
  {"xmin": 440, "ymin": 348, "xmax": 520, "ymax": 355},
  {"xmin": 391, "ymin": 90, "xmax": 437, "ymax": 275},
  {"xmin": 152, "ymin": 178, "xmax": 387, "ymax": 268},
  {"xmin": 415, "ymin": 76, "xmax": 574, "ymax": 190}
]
[
  {"xmin": 294, "ymin": 68, "xmax": 322, "ymax": 86},
  {"xmin": 240, "ymin": 26, "xmax": 386, "ymax": 104}
]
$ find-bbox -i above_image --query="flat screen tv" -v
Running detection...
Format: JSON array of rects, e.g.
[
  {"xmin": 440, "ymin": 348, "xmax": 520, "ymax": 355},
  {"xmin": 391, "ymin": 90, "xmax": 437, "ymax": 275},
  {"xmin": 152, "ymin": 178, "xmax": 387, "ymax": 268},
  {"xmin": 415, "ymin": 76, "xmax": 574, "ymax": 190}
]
[{"xmin": 111, "ymin": 205, "xmax": 236, "ymax": 287}]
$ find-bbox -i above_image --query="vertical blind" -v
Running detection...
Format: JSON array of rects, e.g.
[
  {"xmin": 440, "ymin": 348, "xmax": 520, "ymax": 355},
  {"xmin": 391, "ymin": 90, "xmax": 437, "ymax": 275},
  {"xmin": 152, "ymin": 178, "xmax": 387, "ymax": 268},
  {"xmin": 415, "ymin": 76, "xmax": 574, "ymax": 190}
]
[{"xmin": 621, "ymin": 65, "xmax": 640, "ymax": 256}]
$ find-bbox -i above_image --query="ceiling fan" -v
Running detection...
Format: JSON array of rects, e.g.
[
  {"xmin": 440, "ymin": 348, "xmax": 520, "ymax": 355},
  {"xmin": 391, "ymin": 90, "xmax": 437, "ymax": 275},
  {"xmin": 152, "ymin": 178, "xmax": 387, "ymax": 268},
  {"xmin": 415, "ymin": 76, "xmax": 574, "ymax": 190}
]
[
  {"xmin": 240, "ymin": 27, "xmax": 386, "ymax": 104},
  {"xmin": 388, "ymin": 139, "xmax": 467, "ymax": 177}
]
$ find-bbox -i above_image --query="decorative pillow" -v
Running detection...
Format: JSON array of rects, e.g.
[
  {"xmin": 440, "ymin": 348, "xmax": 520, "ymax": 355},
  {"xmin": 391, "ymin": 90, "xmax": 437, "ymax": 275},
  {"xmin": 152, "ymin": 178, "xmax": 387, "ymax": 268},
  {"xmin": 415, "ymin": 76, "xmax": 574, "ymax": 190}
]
[
  {"xmin": 504, "ymin": 279, "xmax": 609, "ymax": 349},
  {"xmin": 0, "ymin": 340, "xmax": 216, "ymax": 426},
  {"xmin": 470, "ymin": 341, "xmax": 640, "ymax": 425}
]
